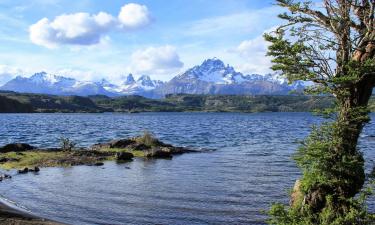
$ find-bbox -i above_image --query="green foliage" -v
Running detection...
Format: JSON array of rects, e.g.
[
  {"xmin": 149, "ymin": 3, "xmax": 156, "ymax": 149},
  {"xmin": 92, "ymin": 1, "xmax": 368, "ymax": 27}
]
[
  {"xmin": 135, "ymin": 130, "xmax": 158, "ymax": 147},
  {"xmin": 265, "ymin": 0, "xmax": 375, "ymax": 223},
  {"xmin": 59, "ymin": 137, "xmax": 76, "ymax": 151},
  {"xmin": 0, "ymin": 91, "xmax": 344, "ymax": 113}
]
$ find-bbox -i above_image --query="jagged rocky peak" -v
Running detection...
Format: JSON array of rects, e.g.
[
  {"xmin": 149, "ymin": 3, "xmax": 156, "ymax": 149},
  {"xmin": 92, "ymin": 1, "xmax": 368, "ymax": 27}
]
[
  {"xmin": 137, "ymin": 75, "xmax": 154, "ymax": 87},
  {"xmin": 123, "ymin": 74, "xmax": 136, "ymax": 85},
  {"xmin": 200, "ymin": 57, "xmax": 226, "ymax": 69}
]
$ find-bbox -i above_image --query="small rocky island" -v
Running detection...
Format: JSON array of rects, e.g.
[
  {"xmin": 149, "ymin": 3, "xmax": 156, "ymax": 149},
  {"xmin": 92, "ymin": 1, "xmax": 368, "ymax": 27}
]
[{"xmin": 0, "ymin": 132, "xmax": 197, "ymax": 171}]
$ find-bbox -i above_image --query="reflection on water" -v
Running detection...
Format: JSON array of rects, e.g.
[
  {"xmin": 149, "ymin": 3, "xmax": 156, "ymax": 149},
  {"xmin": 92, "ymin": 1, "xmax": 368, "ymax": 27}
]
[{"xmin": 0, "ymin": 112, "xmax": 373, "ymax": 225}]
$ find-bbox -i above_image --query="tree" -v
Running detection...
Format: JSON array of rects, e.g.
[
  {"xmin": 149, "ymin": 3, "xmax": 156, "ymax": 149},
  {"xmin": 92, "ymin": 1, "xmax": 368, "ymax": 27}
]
[{"xmin": 264, "ymin": 0, "xmax": 375, "ymax": 224}]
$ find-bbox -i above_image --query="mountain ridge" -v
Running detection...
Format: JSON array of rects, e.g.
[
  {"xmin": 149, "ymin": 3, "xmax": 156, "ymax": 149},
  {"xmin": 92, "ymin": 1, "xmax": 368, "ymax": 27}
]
[{"xmin": 0, "ymin": 58, "xmax": 309, "ymax": 98}]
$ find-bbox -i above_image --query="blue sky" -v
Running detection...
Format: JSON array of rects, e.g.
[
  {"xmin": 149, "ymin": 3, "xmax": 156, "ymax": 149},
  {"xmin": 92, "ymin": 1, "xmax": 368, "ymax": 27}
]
[{"xmin": 0, "ymin": 0, "xmax": 282, "ymax": 84}]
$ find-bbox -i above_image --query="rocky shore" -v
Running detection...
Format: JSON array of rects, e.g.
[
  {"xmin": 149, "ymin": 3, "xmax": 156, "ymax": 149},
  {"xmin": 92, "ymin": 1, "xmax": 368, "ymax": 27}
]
[
  {"xmin": 0, "ymin": 198, "xmax": 65, "ymax": 225},
  {"xmin": 0, "ymin": 134, "xmax": 197, "ymax": 170}
]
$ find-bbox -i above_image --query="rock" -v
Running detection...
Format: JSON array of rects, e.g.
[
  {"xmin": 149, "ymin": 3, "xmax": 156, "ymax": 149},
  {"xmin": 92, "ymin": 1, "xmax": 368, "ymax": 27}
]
[
  {"xmin": 290, "ymin": 179, "xmax": 303, "ymax": 207},
  {"xmin": 116, "ymin": 152, "xmax": 134, "ymax": 161},
  {"xmin": 110, "ymin": 139, "xmax": 136, "ymax": 148},
  {"xmin": 18, "ymin": 167, "xmax": 39, "ymax": 174},
  {"xmin": 0, "ymin": 143, "xmax": 36, "ymax": 153},
  {"xmin": 94, "ymin": 162, "xmax": 104, "ymax": 166},
  {"xmin": 18, "ymin": 167, "xmax": 29, "ymax": 174},
  {"xmin": 134, "ymin": 144, "xmax": 149, "ymax": 151},
  {"xmin": 0, "ymin": 174, "xmax": 12, "ymax": 181},
  {"xmin": 0, "ymin": 157, "xmax": 19, "ymax": 163},
  {"xmin": 145, "ymin": 147, "xmax": 172, "ymax": 158},
  {"xmin": 90, "ymin": 143, "xmax": 110, "ymax": 150},
  {"xmin": 0, "ymin": 157, "xmax": 9, "ymax": 163}
]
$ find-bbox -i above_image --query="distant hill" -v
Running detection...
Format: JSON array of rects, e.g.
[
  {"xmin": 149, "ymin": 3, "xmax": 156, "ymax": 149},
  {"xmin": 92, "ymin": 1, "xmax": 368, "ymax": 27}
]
[
  {"xmin": 0, "ymin": 58, "xmax": 310, "ymax": 98},
  {"xmin": 0, "ymin": 91, "xmax": 343, "ymax": 113},
  {"xmin": 0, "ymin": 91, "xmax": 104, "ymax": 113},
  {"xmin": 0, "ymin": 95, "xmax": 33, "ymax": 113}
]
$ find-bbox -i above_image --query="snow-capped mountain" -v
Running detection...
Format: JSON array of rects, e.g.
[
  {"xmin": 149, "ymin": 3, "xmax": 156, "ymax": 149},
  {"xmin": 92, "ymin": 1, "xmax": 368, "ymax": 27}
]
[
  {"xmin": 100, "ymin": 74, "xmax": 164, "ymax": 96},
  {"xmin": 0, "ymin": 58, "xmax": 309, "ymax": 98},
  {"xmin": 0, "ymin": 72, "xmax": 114, "ymax": 96},
  {"xmin": 152, "ymin": 58, "xmax": 307, "ymax": 97}
]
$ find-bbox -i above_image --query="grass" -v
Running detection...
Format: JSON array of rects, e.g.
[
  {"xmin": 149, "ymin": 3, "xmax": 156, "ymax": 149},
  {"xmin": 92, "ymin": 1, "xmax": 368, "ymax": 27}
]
[
  {"xmin": 0, "ymin": 151, "xmax": 69, "ymax": 169},
  {"xmin": 0, "ymin": 148, "xmax": 147, "ymax": 169}
]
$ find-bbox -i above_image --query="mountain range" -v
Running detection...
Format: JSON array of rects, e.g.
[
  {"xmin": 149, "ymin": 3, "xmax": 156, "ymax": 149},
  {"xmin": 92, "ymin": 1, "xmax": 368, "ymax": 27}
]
[{"xmin": 0, "ymin": 58, "xmax": 308, "ymax": 98}]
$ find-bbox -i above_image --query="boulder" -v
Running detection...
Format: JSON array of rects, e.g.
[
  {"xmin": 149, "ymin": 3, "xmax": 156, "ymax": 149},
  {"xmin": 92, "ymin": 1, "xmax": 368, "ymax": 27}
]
[
  {"xmin": 134, "ymin": 144, "xmax": 149, "ymax": 151},
  {"xmin": 18, "ymin": 167, "xmax": 29, "ymax": 174},
  {"xmin": 18, "ymin": 166, "xmax": 40, "ymax": 174},
  {"xmin": 116, "ymin": 152, "xmax": 134, "ymax": 161},
  {"xmin": 0, "ymin": 143, "xmax": 36, "ymax": 153},
  {"xmin": 290, "ymin": 179, "xmax": 303, "ymax": 207},
  {"xmin": 0, "ymin": 174, "xmax": 12, "ymax": 181},
  {"xmin": 145, "ymin": 147, "xmax": 172, "ymax": 158},
  {"xmin": 94, "ymin": 162, "xmax": 104, "ymax": 166},
  {"xmin": 90, "ymin": 143, "xmax": 110, "ymax": 151},
  {"xmin": 110, "ymin": 139, "xmax": 136, "ymax": 148}
]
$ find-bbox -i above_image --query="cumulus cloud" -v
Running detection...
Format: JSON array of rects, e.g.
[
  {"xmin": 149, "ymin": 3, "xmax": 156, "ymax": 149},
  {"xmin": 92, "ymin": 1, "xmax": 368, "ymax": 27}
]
[
  {"xmin": 30, "ymin": 12, "xmax": 115, "ymax": 48},
  {"xmin": 130, "ymin": 45, "xmax": 184, "ymax": 75},
  {"xmin": 233, "ymin": 31, "xmax": 274, "ymax": 75},
  {"xmin": 29, "ymin": 3, "xmax": 151, "ymax": 48},
  {"xmin": 118, "ymin": 3, "xmax": 151, "ymax": 29}
]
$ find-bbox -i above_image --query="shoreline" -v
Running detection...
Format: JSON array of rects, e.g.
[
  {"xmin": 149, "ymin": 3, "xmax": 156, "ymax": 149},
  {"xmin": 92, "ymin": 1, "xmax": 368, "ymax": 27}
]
[{"xmin": 0, "ymin": 197, "xmax": 66, "ymax": 224}]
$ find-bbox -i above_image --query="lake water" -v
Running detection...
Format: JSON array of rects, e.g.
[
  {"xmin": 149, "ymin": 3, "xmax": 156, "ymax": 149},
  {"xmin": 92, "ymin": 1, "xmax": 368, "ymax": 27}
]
[{"xmin": 0, "ymin": 112, "xmax": 373, "ymax": 225}]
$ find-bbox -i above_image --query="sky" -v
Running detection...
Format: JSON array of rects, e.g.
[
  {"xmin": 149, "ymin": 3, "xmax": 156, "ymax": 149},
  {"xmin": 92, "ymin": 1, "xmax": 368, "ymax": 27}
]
[{"xmin": 0, "ymin": 0, "xmax": 282, "ymax": 84}]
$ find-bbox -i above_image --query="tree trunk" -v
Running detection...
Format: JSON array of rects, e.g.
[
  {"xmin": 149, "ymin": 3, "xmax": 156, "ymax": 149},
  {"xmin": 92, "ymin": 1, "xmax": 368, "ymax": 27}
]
[{"xmin": 303, "ymin": 81, "xmax": 374, "ymax": 213}]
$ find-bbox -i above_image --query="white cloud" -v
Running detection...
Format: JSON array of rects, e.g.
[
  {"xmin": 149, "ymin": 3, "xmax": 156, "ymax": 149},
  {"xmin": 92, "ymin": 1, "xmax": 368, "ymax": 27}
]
[
  {"xmin": 29, "ymin": 12, "xmax": 115, "ymax": 48},
  {"xmin": 29, "ymin": 3, "xmax": 152, "ymax": 48},
  {"xmin": 231, "ymin": 28, "xmax": 276, "ymax": 75},
  {"xmin": 130, "ymin": 45, "xmax": 184, "ymax": 75},
  {"xmin": 118, "ymin": 3, "xmax": 151, "ymax": 29}
]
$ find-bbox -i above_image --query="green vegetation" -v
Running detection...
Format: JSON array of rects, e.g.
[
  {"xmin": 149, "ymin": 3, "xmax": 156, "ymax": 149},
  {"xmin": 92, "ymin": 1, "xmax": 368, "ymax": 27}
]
[
  {"xmin": 133, "ymin": 131, "xmax": 159, "ymax": 147},
  {"xmin": 0, "ymin": 90, "xmax": 347, "ymax": 113},
  {"xmin": 0, "ymin": 95, "xmax": 33, "ymax": 113},
  {"xmin": 59, "ymin": 137, "xmax": 76, "ymax": 151},
  {"xmin": 265, "ymin": 0, "xmax": 375, "ymax": 224},
  {"xmin": 0, "ymin": 91, "xmax": 104, "ymax": 113},
  {"xmin": 0, "ymin": 151, "xmax": 73, "ymax": 169}
]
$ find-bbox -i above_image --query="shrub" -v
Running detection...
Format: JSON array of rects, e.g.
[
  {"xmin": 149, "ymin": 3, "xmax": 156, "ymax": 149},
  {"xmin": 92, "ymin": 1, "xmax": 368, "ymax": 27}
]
[{"xmin": 59, "ymin": 137, "xmax": 76, "ymax": 151}]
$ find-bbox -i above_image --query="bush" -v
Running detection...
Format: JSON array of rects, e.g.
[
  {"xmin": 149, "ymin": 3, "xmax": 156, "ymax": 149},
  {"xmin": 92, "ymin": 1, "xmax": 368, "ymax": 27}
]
[
  {"xmin": 134, "ymin": 131, "xmax": 157, "ymax": 147},
  {"xmin": 59, "ymin": 137, "xmax": 76, "ymax": 151}
]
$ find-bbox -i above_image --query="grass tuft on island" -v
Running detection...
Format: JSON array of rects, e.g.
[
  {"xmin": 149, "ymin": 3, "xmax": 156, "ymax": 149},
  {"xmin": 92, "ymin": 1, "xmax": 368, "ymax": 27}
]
[{"xmin": 0, "ymin": 132, "xmax": 197, "ymax": 170}]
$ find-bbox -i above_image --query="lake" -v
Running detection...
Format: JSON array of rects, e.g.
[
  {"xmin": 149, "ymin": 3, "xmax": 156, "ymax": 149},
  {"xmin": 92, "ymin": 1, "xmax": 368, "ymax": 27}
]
[{"xmin": 0, "ymin": 112, "xmax": 373, "ymax": 225}]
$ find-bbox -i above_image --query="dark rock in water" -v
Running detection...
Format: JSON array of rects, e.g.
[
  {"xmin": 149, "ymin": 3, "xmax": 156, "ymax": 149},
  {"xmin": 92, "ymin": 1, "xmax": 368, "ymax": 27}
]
[
  {"xmin": 18, "ymin": 166, "xmax": 39, "ymax": 174},
  {"xmin": 18, "ymin": 167, "xmax": 29, "ymax": 174},
  {"xmin": 116, "ymin": 152, "xmax": 134, "ymax": 161},
  {"xmin": 134, "ymin": 144, "xmax": 148, "ymax": 151},
  {"xmin": 0, "ymin": 174, "xmax": 12, "ymax": 181},
  {"xmin": 0, "ymin": 143, "xmax": 36, "ymax": 153},
  {"xmin": 110, "ymin": 139, "xmax": 136, "ymax": 148},
  {"xmin": 145, "ymin": 148, "xmax": 172, "ymax": 158},
  {"xmin": 94, "ymin": 162, "xmax": 104, "ymax": 166}
]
